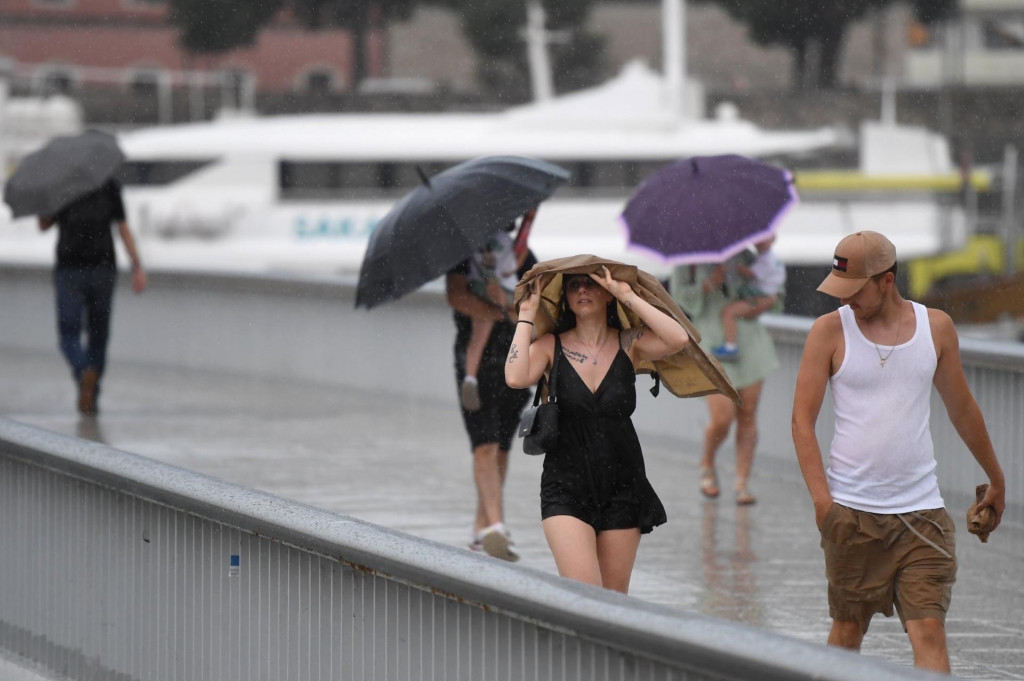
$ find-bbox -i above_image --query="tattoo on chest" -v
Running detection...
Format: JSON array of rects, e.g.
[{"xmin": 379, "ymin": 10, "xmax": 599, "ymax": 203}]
[{"xmin": 562, "ymin": 348, "xmax": 588, "ymax": 364}]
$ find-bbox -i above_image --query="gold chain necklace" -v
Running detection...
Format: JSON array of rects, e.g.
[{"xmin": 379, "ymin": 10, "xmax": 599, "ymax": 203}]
[
  {"xmin": 873, "ymin": 301, "xmax": 905, "ymax": 369},
  {"xmin": 575, "ymin": 331, "xmax": 610, "ymax": 366}
]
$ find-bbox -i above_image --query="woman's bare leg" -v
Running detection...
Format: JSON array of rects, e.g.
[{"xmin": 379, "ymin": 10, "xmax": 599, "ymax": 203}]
[
  {"xmin": 703, "ymin": 393, "xmax": 737, "ymax": 471},
  {"xmin": 596, "ymin": 528, "xmax": 642, "ymax": 593},
  {"xmin": 543, "ymin": 516, "xmax": 602, "ymax": 587},
  {"xmin": 734, "ymin": 381, "xmax": 764, "ymax": 499},
  {"xmin": 733, "ymin": 381, "xmax": 763, "ymax": 487}
]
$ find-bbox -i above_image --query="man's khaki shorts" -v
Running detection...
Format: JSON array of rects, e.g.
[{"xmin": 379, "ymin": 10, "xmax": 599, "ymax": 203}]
[{"xmin": 820, "ymin": 504, "xmax": 957, "ymax": 633}]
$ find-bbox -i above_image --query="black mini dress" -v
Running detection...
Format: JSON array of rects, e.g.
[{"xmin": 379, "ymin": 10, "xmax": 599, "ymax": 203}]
[{"xmin": 539, "ymin": 336, "xmax": 668, "ymax": 534}]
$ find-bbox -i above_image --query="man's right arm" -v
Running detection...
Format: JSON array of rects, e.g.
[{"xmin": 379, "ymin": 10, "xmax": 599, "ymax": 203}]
[
  {"xmin": 792, "ymin": 314, "xmax": 838, "ymax": 529},
  {"xmin": 445, "ymin": 272, "xmax": 507, "ymax": 322}
]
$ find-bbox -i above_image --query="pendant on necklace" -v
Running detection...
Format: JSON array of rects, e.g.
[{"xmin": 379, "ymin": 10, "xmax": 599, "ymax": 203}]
[
  {"xmin": 592, "ymin": 357, "xmax": 598, "ymax": 365},
  {"xmin": 880, "ymin": 358, "xmax": 887, "ymax": 368}
]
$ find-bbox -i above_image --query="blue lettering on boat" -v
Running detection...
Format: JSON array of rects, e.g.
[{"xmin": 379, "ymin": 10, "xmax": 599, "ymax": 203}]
[{"xmin": 294, "ymin": 215, "xmax": 380, "ymax": 240}]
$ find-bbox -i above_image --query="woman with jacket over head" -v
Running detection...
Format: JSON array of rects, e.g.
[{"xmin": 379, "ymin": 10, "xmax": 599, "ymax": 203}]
[{"xmin": 505, "ymin": 265, "xmax": 688, "ymax": 593}]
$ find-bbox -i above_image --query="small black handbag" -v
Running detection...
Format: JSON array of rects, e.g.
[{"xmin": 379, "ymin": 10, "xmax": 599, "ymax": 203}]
[{"xmin": 518, "ymin": 336, "xmax": 561, "ymax": 455}]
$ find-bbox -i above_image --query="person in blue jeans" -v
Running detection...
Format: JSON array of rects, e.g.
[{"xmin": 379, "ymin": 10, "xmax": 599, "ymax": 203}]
[{"xmin": 39, "ymin": 179, "xmax": 147, "ymax": 415}]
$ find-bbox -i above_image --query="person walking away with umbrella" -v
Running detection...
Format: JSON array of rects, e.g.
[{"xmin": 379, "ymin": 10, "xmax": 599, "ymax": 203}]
[
  {"xmin": 671, "ymin": 258, "xmax": 777, "ymax": 505},
  {"xmin": 355, "ymin": 156, "xmax": 567, "ymax": 561},
  {"xmin": 505, "ymin": 266, "xmax": 688, "ymax": 592},
  {"xmin": 711, "ymin": 235, "xmax": 786, "ymax": 362},
  {"xmin": 447, "ymin": 240, "xmax": 537, "ymax": 561},
  {"xmin": 38, "ymin": 178, "xmax": 147, "ymax": 415},
  {"xmin": 460, "ymin": 211, "xmax": 535, "ymax": 411},
  {"xmin": 792, "ymin": 231, "xmax": 1005, "ymax": 672}
]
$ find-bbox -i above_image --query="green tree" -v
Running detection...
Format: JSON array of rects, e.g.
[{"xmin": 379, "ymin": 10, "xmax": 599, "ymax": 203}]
[
  {"xmin": 292, "ymin": 0, "xmax": 416, "ymax": 86},
  {"xmin": 443, "ymin": 0, "xmax": 605, "ymax": 101},
  {"xmin": 168, "ymin": 0, "xmax": 284, "ymax": 54},
  {"xmin": 908, "ymin": 0, "xmax": 958, "ymax": 25},
  {"xmin": 697, "ymin": 0, "xmax": 880, "ymax": 90},
  {"xmin": 545, "ymin": 0, "xmax": 607, "ymax": 93},
  {"xmin": 167, "ymin": 0, "xmax": 416, "ymax": 87},
  {"xmin": 688, "ymin": 0, "xmax": 958, "ymax": 89}
]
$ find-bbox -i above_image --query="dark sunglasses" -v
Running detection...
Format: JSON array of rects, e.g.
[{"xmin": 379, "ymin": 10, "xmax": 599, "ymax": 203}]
[{"xmin": 564, "ymin": 275, "xmax": 598, "ymax": 293}]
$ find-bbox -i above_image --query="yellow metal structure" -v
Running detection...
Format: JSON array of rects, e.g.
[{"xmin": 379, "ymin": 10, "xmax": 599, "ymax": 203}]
[
  {"xmin": 793, "ymin": 170, "xmax": 992, "ymax": 193},
  {"xmin": 908, "ymin": 235, "xmax": 1024, "ymax": 299}
]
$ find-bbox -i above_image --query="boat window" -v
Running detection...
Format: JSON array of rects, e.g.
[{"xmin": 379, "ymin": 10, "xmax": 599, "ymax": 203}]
[
  {"xmin": 118, "ymin": 160, "xmax": 213, "ymax": 186},
  {"xmin": 569, "ymin": 161, "xmax": 667, "ymax": 190},
  {"xmin": 391, "ymin": 162, "xmax": 450, "ymax": 189},
  {"xmin": 277, "ymin": 159, "xmax": 679, "ymax": 199},
  {"xmin": 279, "ymin": 161, "xmax": 454, "ymax": 199},
  {"xmin": 549, "ymin": 160, "xmax": 670, "ymax": 195}
]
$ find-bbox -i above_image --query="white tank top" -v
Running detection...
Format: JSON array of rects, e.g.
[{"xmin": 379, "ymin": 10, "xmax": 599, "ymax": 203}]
[{"xmin": 827, "ymin": 302, "xmax": 944, "ymax": 513}]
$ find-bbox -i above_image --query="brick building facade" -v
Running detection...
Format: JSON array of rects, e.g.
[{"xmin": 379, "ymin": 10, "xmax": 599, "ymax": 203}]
[{"xmin": 0, "ymin": 0, "xmax": 381, "ymax": 100}]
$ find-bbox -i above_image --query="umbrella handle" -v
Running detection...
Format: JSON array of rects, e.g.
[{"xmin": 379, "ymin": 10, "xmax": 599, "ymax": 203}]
[
  {"xmin": 414, "ymin": 165, "xmax": 431, "ymax": 188},
  {"xmin": 514, "ymin": 208, "xmax": 536, "ymax": 257}
]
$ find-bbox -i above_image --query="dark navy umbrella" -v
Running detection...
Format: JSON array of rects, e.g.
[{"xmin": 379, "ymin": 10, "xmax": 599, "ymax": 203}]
[
  {"xmin": 356, "ymin": 156, "xmax": 570, "ymax": 309},
  {"xmin": 3, "ymin": 130, "xmax": 125, "ymax": 219},
  {"xmin": 620, "ymin": 154, "xmax": 798, "ymax": 265}
]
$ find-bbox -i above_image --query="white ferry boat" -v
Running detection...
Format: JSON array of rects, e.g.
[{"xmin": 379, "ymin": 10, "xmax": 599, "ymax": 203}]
[{"xmin": 1, "ymin": 62, "xmax": 981, "ymax": 279}]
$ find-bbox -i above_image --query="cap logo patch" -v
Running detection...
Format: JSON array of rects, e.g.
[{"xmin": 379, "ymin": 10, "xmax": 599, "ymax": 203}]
[{"xmin": 833, "ymin": 256, "xmax": 848, "ymax": 272}]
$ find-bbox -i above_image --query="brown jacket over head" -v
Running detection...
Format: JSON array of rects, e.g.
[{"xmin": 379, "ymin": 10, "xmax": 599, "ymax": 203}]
[{"xmin": 514, "ymin": 254, "xmax": 740, "ymax": 403}]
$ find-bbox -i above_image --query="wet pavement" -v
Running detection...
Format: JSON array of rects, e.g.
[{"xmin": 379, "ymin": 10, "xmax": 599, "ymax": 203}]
[{"xmin": 3, "ymin": 347, "xmax": 1022, "ymax": 680}]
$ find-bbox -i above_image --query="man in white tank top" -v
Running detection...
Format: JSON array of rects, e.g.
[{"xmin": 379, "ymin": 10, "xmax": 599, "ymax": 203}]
[{"xmin": 792, "ymin": 231, "xmax": 1005, "ymax": 672}]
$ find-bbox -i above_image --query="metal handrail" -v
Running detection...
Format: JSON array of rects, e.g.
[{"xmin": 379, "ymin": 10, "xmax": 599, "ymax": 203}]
[{"xmin": 0, "ymin": 417, "xmax": 943, "ymax": 681}]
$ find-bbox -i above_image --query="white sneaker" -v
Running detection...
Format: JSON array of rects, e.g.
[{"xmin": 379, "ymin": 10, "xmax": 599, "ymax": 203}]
[
  {"xmin": 461, "ymin": 376, "xmax": 481, "ymax": 411},
  {"xmin": 480, "ymin": 523, "xmax": 519, "ymax": 562}
]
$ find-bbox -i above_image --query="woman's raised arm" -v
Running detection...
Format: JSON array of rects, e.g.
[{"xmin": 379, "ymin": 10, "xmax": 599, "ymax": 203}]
[
  {"xmin": 505, "ymin": 281, "xmax": 552, "ymax": 389},
  {"xmin": 592, "ymin": 266, "xmax": 688, "ymax": 362}
]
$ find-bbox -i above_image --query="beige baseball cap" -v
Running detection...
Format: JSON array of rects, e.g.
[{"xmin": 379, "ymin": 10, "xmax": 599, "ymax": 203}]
[{"xmin": 817, "ymin": 231, "xmax": 897, "ymax": 298}]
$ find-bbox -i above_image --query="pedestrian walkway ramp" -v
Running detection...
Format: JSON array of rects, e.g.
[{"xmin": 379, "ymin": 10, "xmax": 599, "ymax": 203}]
[
  {"xmin": 1, "ymin": 418, "xmax": 944, "ymax": 681},
  {"xmin": 1, "ymin": 264, "xmax": 1021, "ymax": 680},
  {"xmin": 1, "ymin": 264, "xmax": 1020, "ymax": 525}
]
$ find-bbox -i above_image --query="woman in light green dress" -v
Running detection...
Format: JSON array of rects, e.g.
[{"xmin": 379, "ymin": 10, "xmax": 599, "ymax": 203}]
[{"xmin": 670, "ymin": 259, "xmax": 779, "ymax": 505}]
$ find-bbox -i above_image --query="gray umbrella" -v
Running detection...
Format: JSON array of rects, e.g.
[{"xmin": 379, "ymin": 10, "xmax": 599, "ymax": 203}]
[
  {"xmin": 355, "ymin": 155, "xmax": 570, "ymax": 309},
  {"xmin": 3, "ymin": 130, "xmax": 125, "ymax": 219}
]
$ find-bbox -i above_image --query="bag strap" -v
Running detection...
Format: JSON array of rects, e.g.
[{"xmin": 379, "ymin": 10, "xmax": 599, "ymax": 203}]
[
  {"xmin": 531, "ymin": 376, "xmax": 544, "ymax": 407},
  {"xmin": 548, "ymin": 335, "xmax": 561, "ymax": 403},
  {"xmin": 532, "ymin": 334, "xmax": 561, "ymax": 407}
]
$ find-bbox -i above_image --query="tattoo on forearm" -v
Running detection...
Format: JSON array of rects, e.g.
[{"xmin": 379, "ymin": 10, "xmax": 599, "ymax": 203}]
[
  {"xmin": 507, "ymin": 343, "xmax": 519, "ymax": 364},
  {"xmin": 562, "ymin": 348, "xmax": 588, "ymax": 364},
  {"xmin": 622, "ymin": 329, "xmax": 644, "ymax": 352}
]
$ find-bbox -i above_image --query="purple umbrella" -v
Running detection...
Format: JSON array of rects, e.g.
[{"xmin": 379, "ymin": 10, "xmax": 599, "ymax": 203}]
[{"xmin": 619, "ymin": 154, "xmax": 798, "ymax": 265}]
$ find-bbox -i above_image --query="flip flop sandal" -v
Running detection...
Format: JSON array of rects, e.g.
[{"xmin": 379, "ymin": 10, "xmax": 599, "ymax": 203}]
[
  {"xmin": 700, "ymin": 468, "xmax": 720, "ymax": 498},
  {"xmin": 736, "ymin": 487, "xmax": 757, "ymax": 506}
]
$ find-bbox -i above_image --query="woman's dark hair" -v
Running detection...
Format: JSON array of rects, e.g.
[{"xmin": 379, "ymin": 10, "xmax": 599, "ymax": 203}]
[{"xmin": 552, "ymin": 274, "xmax": 623, "ymax": 335}]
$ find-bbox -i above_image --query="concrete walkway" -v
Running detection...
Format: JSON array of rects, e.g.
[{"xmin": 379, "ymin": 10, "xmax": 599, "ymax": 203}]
[{"xmin": 3, "ymin": 347, "xmax": 1022, "ymax": 680}]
